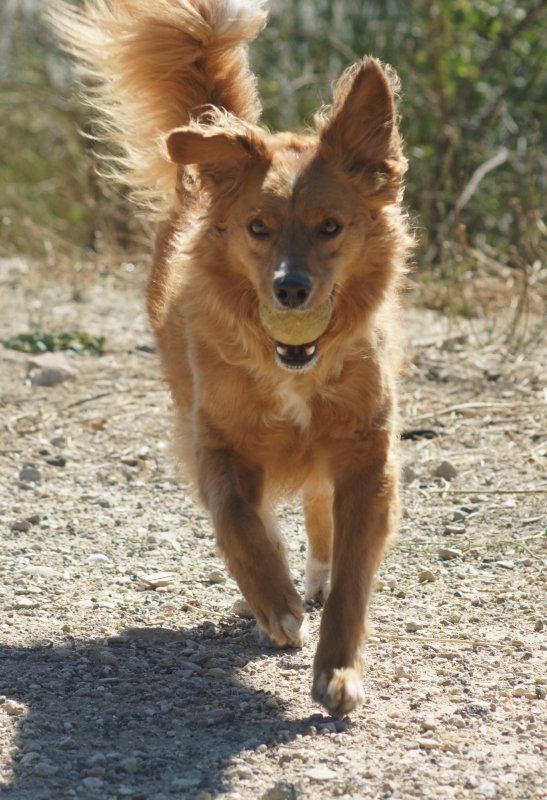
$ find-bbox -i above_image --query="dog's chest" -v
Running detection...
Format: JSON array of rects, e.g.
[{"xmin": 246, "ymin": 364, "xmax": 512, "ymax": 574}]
[{"xmin": 273, "ymin": 382, "xmax": 312, "ymax": 429}]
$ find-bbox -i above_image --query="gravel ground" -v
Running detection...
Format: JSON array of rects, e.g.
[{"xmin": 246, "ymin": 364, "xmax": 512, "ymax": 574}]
[{"xmin": 0, "ymin": 257, "xmax": 545, "ymax": 800}]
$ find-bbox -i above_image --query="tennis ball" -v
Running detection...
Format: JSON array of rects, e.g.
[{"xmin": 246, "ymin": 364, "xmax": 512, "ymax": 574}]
[{"xmin": 259, "ymin": 298, "xmax": 333, "ymax": 345}]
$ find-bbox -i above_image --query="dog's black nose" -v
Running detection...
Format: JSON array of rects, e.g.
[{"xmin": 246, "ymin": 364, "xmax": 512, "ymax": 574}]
[{"xmin": 273, "ymin": 271, "xmax": 312, "ymax": 308}]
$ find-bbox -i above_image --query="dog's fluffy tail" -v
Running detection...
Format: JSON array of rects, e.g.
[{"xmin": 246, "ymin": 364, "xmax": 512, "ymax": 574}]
[{"xmin": 48, "ymin": 0, "xmax": 268, "ymax": 214}]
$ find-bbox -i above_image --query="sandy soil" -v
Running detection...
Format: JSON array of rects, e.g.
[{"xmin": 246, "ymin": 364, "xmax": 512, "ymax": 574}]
[{"xmin": 0, "ymin": 256, "xmax": 545, "ymax": 800}]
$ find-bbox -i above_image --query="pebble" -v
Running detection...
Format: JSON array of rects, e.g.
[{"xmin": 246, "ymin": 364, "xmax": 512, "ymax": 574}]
[
  {"xmin": 534, "ymin": 619, "xmax": 544, "ymax": 632},
  {"xmin": 402, "ymin": 464, "xmax": 418, "ymax": 484},
  {"xmin": 432, "ymin": 460, "xmax": 458, "ymax": 481},
  {"xmin": 395, "ymin": 666, "xmax": 413, "ymax": 679},
  {"xmin": 33, "ymin": 761, "xmax": 59, "ymax": 777},
  {"xmin": 306, "ymin": 766, "xmax": 337, "ymax": 781},
  {"xmin": 14, "ymin": 598, "xmax": 39, "ymax": 610},
  {"xmin": 207, "ymin": 569, "xmax": 226, "ymax": 585},
  {"xmin": 443, "ymin": 524, "xmax": 466, "ymax": 536},
  {"xmin": 137, "ymin": 571, "xmax": 175, "ymax": 588},
  {"xmin": 418, "ymin": 568, "xmax": 437, "ymax": 583},
  {"xmin": 120, "ymin": 756, "xmax": 139, "ymax": 773},
  {"xmin": 23, "ymin": 565, "xmax": 60, "ymax": 578},
  {"xmin": 476, "ymin": 780, "xmax": 498, "ymax": 798},
  {"xmin": 232, "ymin": 597, "xmax": 254, "ymax": 619},
  {"xmin": 10, "ymin": 519, "xmax": 30, "ymax": 532},
  {"xmin": 87, "ymin": 553, "xmax": 111, "ymax": 566},
  {"xmin": 405, "ymin": 621, "xmax": 426, "ymax": 633},
  {"xmin": 262, "ymin": 782, "xmax": 298, "ymax": 800},
  {"xmin": 439, "ymin": 547, "xmax": 460, "ymax": 561},
  {"xmin": 81, "ymin": 777, "xmax": 103, "ymax": 791},
  {"xmin": 27, "ymin": 352, "xmax": 77, "ymax": 386},
  {"xmin": 19, "ymin": 465, "xmax": 41, "ymax": 483},
  {"xmin": 45, "ymin": 454, "xmax": 66, "ymax": 467}
]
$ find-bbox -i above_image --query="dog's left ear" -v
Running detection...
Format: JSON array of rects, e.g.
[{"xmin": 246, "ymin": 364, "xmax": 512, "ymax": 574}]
[{"xmin": 319, "ymin": 58, "xmax": 407, "ymax": 195}]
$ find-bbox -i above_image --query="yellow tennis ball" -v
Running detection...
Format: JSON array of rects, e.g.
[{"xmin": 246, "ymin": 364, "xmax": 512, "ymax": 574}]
[{"xmin": 259, "ymin": 298, "xmax": 333, "ymax": 345}]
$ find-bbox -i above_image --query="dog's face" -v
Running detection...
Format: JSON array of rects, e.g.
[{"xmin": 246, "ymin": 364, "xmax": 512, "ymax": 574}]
[{"xmin": 166, "ymin": 59, "xmax": 407, "ymax": 371}]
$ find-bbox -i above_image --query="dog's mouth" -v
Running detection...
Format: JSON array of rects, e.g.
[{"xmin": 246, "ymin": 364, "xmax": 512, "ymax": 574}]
[{"xmin": 274, "ymin": 340, "xmax": 319, "ymax": 371}]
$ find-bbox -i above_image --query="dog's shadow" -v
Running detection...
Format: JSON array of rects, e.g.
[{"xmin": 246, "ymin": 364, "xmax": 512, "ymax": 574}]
[{"xmin": 1, "ymin": 619, "xmax": 325, "ymax": 798}]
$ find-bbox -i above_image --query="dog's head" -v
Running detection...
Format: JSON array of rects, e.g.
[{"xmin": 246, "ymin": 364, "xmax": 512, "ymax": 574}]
[{"xmin": 166, "ymin": 58, "xmax": 408, "ymax": 372}]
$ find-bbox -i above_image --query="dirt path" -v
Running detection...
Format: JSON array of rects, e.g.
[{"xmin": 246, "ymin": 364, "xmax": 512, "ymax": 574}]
[{"xmin": 0, "ymin": 258, "xmax": 545, "ymax": 800}]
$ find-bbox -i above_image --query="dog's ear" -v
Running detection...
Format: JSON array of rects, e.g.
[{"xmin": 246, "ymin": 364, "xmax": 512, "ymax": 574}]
[
  {"xmin": 165, "ymin": 126, "xmax": 264, "ymax": 185},
  {"xmin": 319, "ymin": 58, "xmax": 407, "ymax": 191}
]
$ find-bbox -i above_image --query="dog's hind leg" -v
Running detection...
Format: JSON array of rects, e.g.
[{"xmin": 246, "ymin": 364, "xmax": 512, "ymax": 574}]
[
  {"xmin": 303, "ymin": 479, "xmax": 333, "ymax": 604},
  {"xmin": 312, "ymin": 437, "xmax": 399, "ymax": 716},
  {"xmin": 197, "ymin": 441, "xmax": 306, "ymax": 648}
]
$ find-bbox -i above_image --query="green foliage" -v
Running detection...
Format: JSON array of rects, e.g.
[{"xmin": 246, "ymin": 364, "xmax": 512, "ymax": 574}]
[
  {"xmin": 4, "ymin": 330, "xmax": 106, "ymax": 355},
  {"xmin": 0, "ymin": 2, "xmax": 143, "ymax": 259}
]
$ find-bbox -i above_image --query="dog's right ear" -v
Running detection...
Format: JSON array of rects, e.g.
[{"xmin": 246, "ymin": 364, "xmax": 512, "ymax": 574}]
[{"xmin": 165, "ymin": 125, "xmax": 266, "ymax": 185}]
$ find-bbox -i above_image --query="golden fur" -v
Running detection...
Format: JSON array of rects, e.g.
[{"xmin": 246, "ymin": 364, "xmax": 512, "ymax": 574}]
[{"xmin": 50, "ymin": 0, "xmax": 413, "ymax": 716}]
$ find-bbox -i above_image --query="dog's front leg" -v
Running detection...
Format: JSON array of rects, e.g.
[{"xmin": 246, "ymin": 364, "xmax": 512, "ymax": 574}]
[
  {"xmin": 312, "ymin": 443, "xmax": 399, "ymax": 716},
  {"xmin": 197, "ymin": 444, "xmax": 306, "ymax": 648}
]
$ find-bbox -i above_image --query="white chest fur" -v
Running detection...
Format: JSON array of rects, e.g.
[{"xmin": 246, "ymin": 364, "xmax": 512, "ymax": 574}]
[{"xmin": 274, "ymin": 381, "xmax": 312, "ymax": 429}]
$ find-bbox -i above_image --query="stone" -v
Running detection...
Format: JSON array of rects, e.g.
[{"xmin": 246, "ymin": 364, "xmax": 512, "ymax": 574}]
[
  {"xmin": 439, "ymin": 548, "xmax": 460, "ymax": 561},
  {"xmin": 19, "ymin": 465, "xmax": 41, "ymax": 483},
  {"xmin": 432, "ymin": 460, "xmax": 458, "ymax": 481}
]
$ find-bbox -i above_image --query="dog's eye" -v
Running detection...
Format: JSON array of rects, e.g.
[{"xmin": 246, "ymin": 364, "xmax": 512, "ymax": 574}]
[
  {"xmin": 248, "ymin": 218, "xmax": 269, "ymax": 237},
  {"xmin": 319, "ymin": 218, "xmax": 342, "ymax": 237}
]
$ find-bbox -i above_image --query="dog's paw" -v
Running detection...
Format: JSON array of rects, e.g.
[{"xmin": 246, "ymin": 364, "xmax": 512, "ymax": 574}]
[
  {"xmin": 257, "ymin": 611, "xmax": 309, "ymax": 649},
  {"xmin": 312, "ymin": 667, "xmax": 364, "ymax": 717},
  {"xmin": 305, "ymin": 555, "xmax": 330, "ymax": 604}
]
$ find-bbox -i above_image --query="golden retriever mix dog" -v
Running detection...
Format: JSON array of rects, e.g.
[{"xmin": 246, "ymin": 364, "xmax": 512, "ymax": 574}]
[{"xmin": 50, "ymin": 0, "xmax": 413, "ymax": 716}]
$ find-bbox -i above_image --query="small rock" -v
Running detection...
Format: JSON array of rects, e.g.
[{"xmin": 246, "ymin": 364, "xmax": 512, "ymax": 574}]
[
  {"xmin": 19, "ymin": 465, "xmax": 41, "ymax": 483},
  {"xmin": 45, "ymin": 455, "xmax": 66, "ymax": 467},
  {"xmin": 232, "ymin": 597, "xmax": 254, "ymax": 619},
  {"xmin": 207, "ymin": 569, "xmax": 226, "ymax": 585},
  {"xmin": 10, "ymin": 519, "xmax": 30, "ymax": 533},
  {"xmin": 120, "ymin": 756, "xmax": 139, "ymax": 773},
  {"xmin": 432, "ymin": 460, "xmax": 458, "ymax": 481},
  {"xmin": 262, "ymin": 782, "xmax": 298, "ymax": 800},
  {"xmin": 534, "ymin": 619, "xmax": 544, "ymax": 632},
  {"xmin": 439, "ymin": 547, "xmax": 460, "ymax": 561},
  {"xmin": 405, "ymin": 621, "xmax": 425, "ymax": 633},
  {"xmin": 306, "ymin": 766, "xmax": 337, "ymax": 781},
  {"xmin": 402, "ymin": 464, "xmax": 418, "ymax": 484},
  {"xmin": 420, "ymin": 717, "xmax": 437, "ymax": 731},
  {"xmin": 3, "ymin": 699, "xmax": 25, "ymax": 716},
  {"xmin": 418, "ymin": 568, "xmax": 437, "ymax": 583},
  {"xmin": 394, "ymin": 665, "xmax": 413, "ymax": 680},
  {"xmin": 137, "ymin": 571, "xmax": 175, "ymax": 589},
  {"xmin": 27, "ymin": 352, "xmax": 77, "ymax": 386},
  {"xmin": 87, "ymin": 553, "xmax": 111, "ymax": 566},
  {"xmin": 23, "ymin": 565, "xmax": 59, "ymax": 578},
  {"xmin": 476, "ymin": 780, "xmax": 498, "ymax": 798},
  {"xmin": 14, "ymin": 598, "xmax": 39, "ymax": 610},
  {"xmin": 33, "ymin": 762, "xmax": 58, "ymax": 777},
  {"xmin": 443, "ymin": 524, "xmax": 466, "ymax": 536},
  {"xmin": 495, "ymin": 560, "xmax": 515, "ymax": 570},
  {"xmin": 81, "ymin": 777, "xmax": 103, "ymax": 791}
]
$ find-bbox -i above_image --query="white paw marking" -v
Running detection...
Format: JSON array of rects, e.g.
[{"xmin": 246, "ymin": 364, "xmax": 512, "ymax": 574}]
[{"xmin": 305, "ymin": 555, "xmax": 330, "ymax": 603}]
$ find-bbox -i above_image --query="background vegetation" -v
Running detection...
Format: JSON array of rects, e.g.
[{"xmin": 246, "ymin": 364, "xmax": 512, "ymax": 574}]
[{"xmin": 0, "ymin": 0, "xmax": 545, "ymax": 331}]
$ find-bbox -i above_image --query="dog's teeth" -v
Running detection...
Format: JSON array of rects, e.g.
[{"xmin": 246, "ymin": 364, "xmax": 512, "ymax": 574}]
[
  {"xmin": 276, "ymin": 345, "xmax": 288, "ymax": 357},
  {"xmin": 305, "ymin": 345, "xmax": 316, "ymax": 356}
]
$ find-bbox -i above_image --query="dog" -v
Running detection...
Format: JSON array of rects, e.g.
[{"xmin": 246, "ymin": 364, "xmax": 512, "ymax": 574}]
[{"xmin": 50, "ymin": 0, "xmax": 413, "ymax": 716}]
